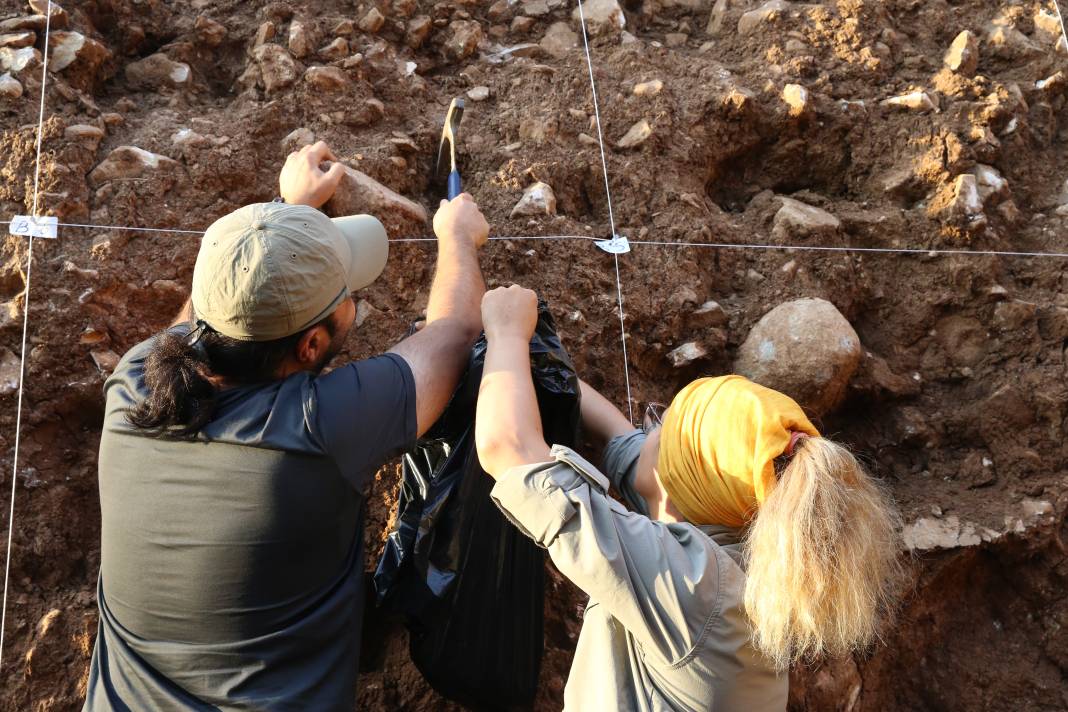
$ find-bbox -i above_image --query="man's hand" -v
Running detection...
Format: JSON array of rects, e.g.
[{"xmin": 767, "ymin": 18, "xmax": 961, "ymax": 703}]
[
  {"xmin": 279, "ymin": 141, "xmax": 346, "ymax": 208},
  {"xmin": 482, "ymin": 285, "xmax": 538, "ymax": 344},
  {"xmin": 433, "ymin": 193, "xmax": 489, "ymax": 250}
]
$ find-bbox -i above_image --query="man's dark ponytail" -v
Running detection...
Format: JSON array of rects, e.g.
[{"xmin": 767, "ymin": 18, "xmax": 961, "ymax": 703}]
[
  {"xmin": 126, "ymin": 314, "xmax": 338, "ymax": 438},
  {"xmin": 126, "ymin": 330, "xmax": 218, "ymax": 438}
]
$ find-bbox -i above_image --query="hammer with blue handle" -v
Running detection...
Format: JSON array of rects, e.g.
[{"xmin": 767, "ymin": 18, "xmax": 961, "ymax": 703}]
[{"xmin": 436, "ymin": 97, "xmax": 465, "ymax": 199}]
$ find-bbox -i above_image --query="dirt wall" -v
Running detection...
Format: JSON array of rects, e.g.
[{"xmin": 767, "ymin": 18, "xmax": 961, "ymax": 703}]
[{"xmin": 0, "ymin": 0, "xmax": 1067, "ymax": 709}]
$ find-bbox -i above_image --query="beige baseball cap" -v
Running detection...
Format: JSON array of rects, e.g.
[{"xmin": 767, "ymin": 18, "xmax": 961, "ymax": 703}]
[{"xmin": 191, "ymin": 202, "xmax": 388, "ymax": 341}]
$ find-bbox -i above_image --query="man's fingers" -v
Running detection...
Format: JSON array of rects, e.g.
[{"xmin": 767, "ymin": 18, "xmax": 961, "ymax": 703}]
[
  {"xmin": 324, "ymin": 162, "xmax": 346, "ymax": 184},
  {"xmin": 305, "ymin": 140, "xmax": 336, "ymax": 165}
]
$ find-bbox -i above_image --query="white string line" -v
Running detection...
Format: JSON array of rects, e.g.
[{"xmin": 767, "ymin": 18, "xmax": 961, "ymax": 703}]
[
  {"xmin": 6, "ymin": 220, "xmax": 1068, "ymax": 258},
  {"xmin": 630, "ymin": 240, "xmax": 1068, "ymax": 259},
  {"xmin": 0, "ymin": 0, "xmax": 52, "ymax": 675},
  {"xmin": 576, "ymin": 0, "xmax": 635, "ymax": 423},
  {"xmin": 52, "ymin": 222, "xmax": 204, "ymax": 235},
  {"xmin": 1054, "ymin": 0, "xmax": 1068, "ymax": 52},
  {"xmin": 611, "ymin": 252, "xmax": 634, "ymax": 421},
  {"xmin": 389, "ymin": 234, "xmax": 603, "ymax": 243},
  {"xmin": 574, "ymin": 1, "xmax": 618, "ymax": 238}
]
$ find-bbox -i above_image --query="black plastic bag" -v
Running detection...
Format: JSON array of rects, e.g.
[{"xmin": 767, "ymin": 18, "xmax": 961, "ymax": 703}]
[{"xmin": 374, "ymin": 302, "xmax": 581, "ymax": 710}]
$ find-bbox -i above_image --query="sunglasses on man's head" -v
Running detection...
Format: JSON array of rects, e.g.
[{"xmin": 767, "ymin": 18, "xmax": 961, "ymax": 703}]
[{"xmin": 642, "ymin": 403, "xmax": 666, "ymax": 434}]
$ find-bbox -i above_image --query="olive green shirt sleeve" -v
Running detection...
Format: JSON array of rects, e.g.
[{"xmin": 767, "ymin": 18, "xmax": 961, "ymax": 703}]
[{"xmin": 490, "ymin": 445, "xmax": 723, "ymax": 666}]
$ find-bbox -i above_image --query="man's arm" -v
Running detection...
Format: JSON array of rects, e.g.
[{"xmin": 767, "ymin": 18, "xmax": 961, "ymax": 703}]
[{"xmin": 389, "ymin": 193, "xmax": 488, "ymax": 437}]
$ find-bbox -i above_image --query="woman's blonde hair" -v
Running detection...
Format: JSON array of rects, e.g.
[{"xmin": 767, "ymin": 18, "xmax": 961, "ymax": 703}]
[{"xmin": 742, "ymin": 436, "xmax": 906, "ymax": 670}]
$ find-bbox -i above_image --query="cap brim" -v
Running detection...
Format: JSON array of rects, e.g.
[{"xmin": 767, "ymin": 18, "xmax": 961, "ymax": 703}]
[{"xmin": 332, "ymin": 215, "xmax": 389, "ymax": 292}]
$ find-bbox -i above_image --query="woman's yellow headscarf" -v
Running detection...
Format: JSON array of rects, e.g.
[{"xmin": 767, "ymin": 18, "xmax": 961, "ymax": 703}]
[{"xmin": 657, "ymin": 375, "xmax": 819, "ymax": 528}]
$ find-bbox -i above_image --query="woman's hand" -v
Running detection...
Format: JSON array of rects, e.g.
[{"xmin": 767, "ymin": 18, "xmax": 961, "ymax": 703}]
[
  {"xmin": 475, "ymin": 285, "xmax": 550, "ymax": 477},
  {"xmin": 279, "ymin": 141, "xmax": 346, "ymax": 208},
  {"xmin": 481, "ymin": 285, "xmax": 538, "ymax": 343}
]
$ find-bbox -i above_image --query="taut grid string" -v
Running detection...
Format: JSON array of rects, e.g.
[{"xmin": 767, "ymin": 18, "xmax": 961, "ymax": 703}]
[
  {"xmin": 0, "ymin": 0, "xmax": 53, "ymax": 674},
  {"xmin": 576, "ymin": 0, "xmax": 635, "ymax": 423}
]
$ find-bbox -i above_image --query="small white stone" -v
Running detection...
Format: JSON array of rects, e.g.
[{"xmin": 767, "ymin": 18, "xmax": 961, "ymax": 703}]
[
  {"xmin": 633, "ymin": 79, "xmax": 663, "ymax": 97},
  {"xmin": 667, "ymin": 342, "xmax": 706, "ymax": 368},
  {"xmin": 510, "ymin": 181, "xmax": 557, "ymax": 218},
  {"xmin": 616, "ymin": 119, "xmax": 652, "ymax": 149},
  {"xmin": 882, "ymin": 90, "xmax": 939, "ymax": 112},
  {"xmin": 781, "ymin": 83, "xmax": 809, "ymax": 115},
  {"xmin": 0, "ymin": 71, "xmax": 22, "ymax": 98},
  {"xmin": 467, "ymin": 85, "xmax": 490, "ymax": 101}
]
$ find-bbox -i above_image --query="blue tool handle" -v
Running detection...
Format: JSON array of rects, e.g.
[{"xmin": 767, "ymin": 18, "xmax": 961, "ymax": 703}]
[{"xmin": 447, "ymin": 170, "xmax": 461, "ymax": 200}]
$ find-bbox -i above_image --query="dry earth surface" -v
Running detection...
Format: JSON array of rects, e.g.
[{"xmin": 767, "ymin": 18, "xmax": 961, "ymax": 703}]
[{"xmin": 1, "ymin": 0, "xmax": 1068, "ymax": 709}]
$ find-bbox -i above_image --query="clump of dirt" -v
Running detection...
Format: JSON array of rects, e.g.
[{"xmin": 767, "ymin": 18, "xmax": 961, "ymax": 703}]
[{"xmin": 0, "ymin": 0, "xmax": 1067, "ymax": 709}]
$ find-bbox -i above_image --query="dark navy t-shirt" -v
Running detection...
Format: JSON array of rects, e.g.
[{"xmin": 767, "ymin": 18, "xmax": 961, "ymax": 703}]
[{"xmin": 84, "ymin": 327, "xmax": 417, "ymax": 711}]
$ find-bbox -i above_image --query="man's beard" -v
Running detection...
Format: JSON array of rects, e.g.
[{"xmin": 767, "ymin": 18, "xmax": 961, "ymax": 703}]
[{"xmin": 311, "ymin": 325, "xmax": 349, "ymax": 374}]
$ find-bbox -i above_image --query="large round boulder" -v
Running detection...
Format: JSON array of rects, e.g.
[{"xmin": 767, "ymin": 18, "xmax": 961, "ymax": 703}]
[{"xmin": 734, "ymin": 298, "xmax": 862, "ymax": 416}]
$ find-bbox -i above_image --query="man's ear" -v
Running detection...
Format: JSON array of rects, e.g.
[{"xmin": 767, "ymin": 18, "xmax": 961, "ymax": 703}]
[{"xmin": 296, "ymin": 325, "xmax": 329, "ymax": 366}]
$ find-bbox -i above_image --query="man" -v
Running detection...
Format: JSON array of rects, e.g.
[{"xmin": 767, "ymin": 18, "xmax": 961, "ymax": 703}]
[{"xmin": 83, "ymin": 141, "xmax": 489, "ymax": 710}]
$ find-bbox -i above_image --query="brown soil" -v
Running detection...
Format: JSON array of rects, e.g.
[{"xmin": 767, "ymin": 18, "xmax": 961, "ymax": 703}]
[{"xmin": 1, "ymin": 0, "xmax": 1067, "ymax": 709}]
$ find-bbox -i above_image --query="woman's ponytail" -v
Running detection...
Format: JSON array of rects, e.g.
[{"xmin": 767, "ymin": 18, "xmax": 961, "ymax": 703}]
[
  {"xmin": 126, "ymin": 330, "xmax": 218, "ymax": 438},
  {"xmin": 742, "ymin": 437, "xmax": 906, "ymax": 670}
]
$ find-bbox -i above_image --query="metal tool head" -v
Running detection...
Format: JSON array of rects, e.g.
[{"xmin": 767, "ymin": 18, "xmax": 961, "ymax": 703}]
[{"xmin": 436, "ymin": 97, "xmax": 465, "ymax": 175}]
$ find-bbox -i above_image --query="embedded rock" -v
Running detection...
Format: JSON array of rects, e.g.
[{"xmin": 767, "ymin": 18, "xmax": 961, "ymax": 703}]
[
  {"xmin": 88, "ymin": 146, "xmax": 179, "ymax": 187},
  {"xmin": 304, "ymin": 65, "xmax": 349, "ymax": 91},
  {"xmin": 944, "ymin": 30, "xmax": 978, "ymax": 75},
  {"xmin": 540, "ymin": 21, "xmax": 577, "ymax": 58},
  {"xmin": 633, "ymin": 79, "xmax": 663, "ymax": 96},
  {"xmin": 881, "ymin": 90, "xmax": 939, "ymax": 112},
  {"xmin": 0, "ymin": 46, "xmax": 37, "ymax": 73},
  {"xmin": 738, "ymin": 0, "xmax": 788, "ymax": 36},
  {"xmin": 510, "ymin": 182, "xmax": 557, "ymax": 218},
  {"xmin": 945, "ymin": 174, "xmax": 983, "ymax": 217},
  {"xmin": 64, "ymin": 124, "xmax": 105, "ymax": 150},
  {"xmin": 48, "ymin": 31, "xmax": 112, "ymax": 90},
  {"xmin": 781, "ymin": 83, "xmax": 809, "ymax": 116},
  {"xmin": 734, "ymin": 297, "xmax": 862, "ymax": 416},
  {"xmin": 772, "ymin": 197, "xmax": 840, "ymax": 241},
  {"xmin": 281, "ymin": 127, "xmax": 315, "ymax": 153},
  {"xmin": 0, "ymin": 31, "xmax": 36, "ymax": 49},
  {"xmin": 288, "ymin": 21, "xmax": 315, "ymax": 58},
  {"xmin": 0, "ymin": 16, "xmax": 47, "ymax": 33},
  {"xmin": 49, "ymin": 31, "xmax": 106, "ymax": 72},
  {"xmin": 195, "ymin": 16, "xmax": 227, "ymax": 47},
  {"xmin": 973, "ymin": 164, "xmax": 1008, "ymax": 202},
  {"xmin": 571, "ymin": 0, "xmax": 625, "ymax": 32},
  {"xmin": 0, "ymin": 347, "xmax": 20, "ymax": 394},
  {"xmin": 445, "ymin": 20, "xmax": 482, "ymax": 60},
  {"xmin": 324, "ymin": 164, "xmax": 429, "ymax": 237},
  {"xmin": 359, "ymin": 8, "xmax": 385, "ymax": 34},
  {"xmin": 318, "ymin": 37, "xmax": 349, "ymax": 60},
  {"xmin": 406, "ymin": 16, "xmax": 432, "ymax": 49},
  {"xmin": 28, "ymin": 0, "xmax": 68, "ymax": 28},
  {"xmin": 616, "ymin": 119, "xmax": 652, "ymax": 149},
  {"xmin": 0, "ymin": 72, "xmax": 23, "ymax": 98},
  {"xmin": 125, "ymin": 53, "xmax": 192, "ymax": 90},
  {"xmin": 668, "ymin": 342, "xmax": 707, "ymax": 368},
  {"xmin": 467, "ymin": 85, "xmax": 490, "ymax": 101},
  {"xmin": 250, "ymin": 44, "xmax": 300, "ymax": 93}
]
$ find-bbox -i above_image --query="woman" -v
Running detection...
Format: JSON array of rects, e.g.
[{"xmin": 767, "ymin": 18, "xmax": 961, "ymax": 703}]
[{"xmin": 475, "ymin": 285, "xmax": 905, "ymax": 711}]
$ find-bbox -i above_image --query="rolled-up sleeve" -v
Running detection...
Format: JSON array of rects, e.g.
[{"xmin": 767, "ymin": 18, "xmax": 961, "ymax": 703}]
[
  {"xmin": 491, "ymin": 445, "xmax": 722, "ymax": 666},
  {"xmin": 602, "ymin": 429, "xmax": 649, "ymax": 515}
]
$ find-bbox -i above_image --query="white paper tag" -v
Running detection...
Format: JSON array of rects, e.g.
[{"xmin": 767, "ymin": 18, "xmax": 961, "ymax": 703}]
[
  {"xmin": 595, "ymin": 234, "xmax": 630, "ymax": 254},
  {"xmin": 9, "ymin": 215, "xmax": 58, "ymax": 239}
]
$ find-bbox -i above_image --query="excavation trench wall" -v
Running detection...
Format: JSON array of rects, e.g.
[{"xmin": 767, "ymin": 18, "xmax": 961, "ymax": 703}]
[{"xmin": 0, "ymin": 0, "xmax": 1067, "ymax": 709}]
